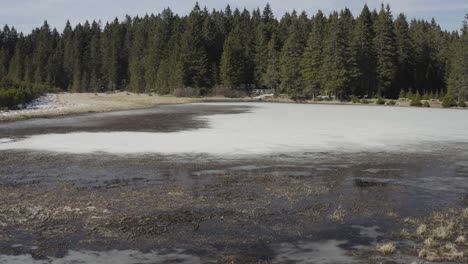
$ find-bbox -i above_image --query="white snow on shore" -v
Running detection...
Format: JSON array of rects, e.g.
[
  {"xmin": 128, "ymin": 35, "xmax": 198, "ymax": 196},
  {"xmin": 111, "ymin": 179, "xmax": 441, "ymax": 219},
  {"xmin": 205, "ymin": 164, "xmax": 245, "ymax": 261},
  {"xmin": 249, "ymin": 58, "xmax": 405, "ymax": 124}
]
[
  {"xmin": 1, "ymin": 103, "xmax": 468, "ymax": 155},
  {"xmin": 0, "ymin": 94, "xmax": 68, "ymax": 118}
]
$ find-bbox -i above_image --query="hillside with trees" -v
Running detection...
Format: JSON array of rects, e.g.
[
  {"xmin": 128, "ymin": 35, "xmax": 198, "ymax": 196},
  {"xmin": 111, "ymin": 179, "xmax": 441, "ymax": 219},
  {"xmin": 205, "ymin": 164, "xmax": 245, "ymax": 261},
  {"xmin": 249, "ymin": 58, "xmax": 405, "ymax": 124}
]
[{"xmin": 0, "ymin": 3, "xmax": 467, "ymax": 108}]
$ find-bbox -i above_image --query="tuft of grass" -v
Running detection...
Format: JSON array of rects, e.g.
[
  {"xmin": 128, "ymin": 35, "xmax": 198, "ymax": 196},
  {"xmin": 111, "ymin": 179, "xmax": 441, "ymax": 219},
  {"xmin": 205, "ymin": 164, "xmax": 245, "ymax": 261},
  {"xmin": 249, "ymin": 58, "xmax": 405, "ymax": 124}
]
[
  {"xmin": 416, "ymin": 224, "xmax": 427, "ymax": 237},
  {"xmin": 424, "ymin": 238, "xmax": 436, "ymax": 248},
  {"xmin": 455, "ymin": 235, "xmax": 466, "ymax": 244},
  {"xmin": 400, "ymin": 229, "xmax": 411, "ymax": 238},
  {"xmin": 432, "ymin": 224, "xmax": 453, "ymax": 240},
  {"xmin": 376, "ymin": 243, "xmax": 396, "ymax": 255},
  {"xmin": 328, "ymin": 206, "xmax": 346, "ymax": 223},
  {"xmin": 418, "ymin": 249, "xmax": 440, "ymax": 262}
]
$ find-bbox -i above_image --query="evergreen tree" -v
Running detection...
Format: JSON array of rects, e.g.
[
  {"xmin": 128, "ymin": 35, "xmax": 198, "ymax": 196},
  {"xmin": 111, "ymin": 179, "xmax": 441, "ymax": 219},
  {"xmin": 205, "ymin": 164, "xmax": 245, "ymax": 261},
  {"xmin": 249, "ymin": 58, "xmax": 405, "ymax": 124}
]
[
  {"xmin": 301, "ymin": 10, "xmax": 326, "ymax": 98},
  {"xmin": 352, "ymin": 5, "xmax": 376, "ymax": 97},
  {"xmin": 180, "ymin": 3, "xmax": 210, "ymax": 89},
  {"xmin": 394, "ymin": 14, "xmax": 414, "ymax": 93},
  {"xmin": 128, "ymin": 18, "xmax": 148, "ymax": 93},
  {"xmin": 374, "ymin": 4, "xmax": 397, "ymax": 97},
  {"xmin": 220, "ymin": 26, "xmax": 247, "ymax": 87},
  {"xmin": 255, "ymin": 4, "xmax": 276, "ymax": 88},
  {"xmin": 279, "ymin": 11, "xmax": 307, "ymax": 95},
  {"xmin": 261, "ymin": 34, "xmax": 280, "ymax": 91},
  {"xmin": 321, "ymin": 12, "xmax": 352, "ymax": 99}
]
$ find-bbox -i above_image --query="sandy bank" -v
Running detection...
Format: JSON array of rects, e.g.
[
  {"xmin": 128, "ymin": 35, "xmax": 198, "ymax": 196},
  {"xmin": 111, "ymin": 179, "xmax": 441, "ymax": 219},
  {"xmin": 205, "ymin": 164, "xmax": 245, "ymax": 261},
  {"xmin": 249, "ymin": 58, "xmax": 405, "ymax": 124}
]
[{"xmin": 0, "ymin": 92, "xmax": 250, "ymax": 122}]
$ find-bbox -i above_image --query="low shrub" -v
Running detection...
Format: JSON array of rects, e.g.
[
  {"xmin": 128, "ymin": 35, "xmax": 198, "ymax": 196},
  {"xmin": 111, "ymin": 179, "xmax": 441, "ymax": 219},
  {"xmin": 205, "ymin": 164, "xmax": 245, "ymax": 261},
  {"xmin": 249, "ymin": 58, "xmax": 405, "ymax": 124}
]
[
  {"xmin": 399, "ymin": 90, "xmax": 406, "ymax": 99},
  {"xmin": 0, "ymin": 79, "xmax": 52, "ymax": 109},
  {"xmin": 376, "ymin": 97, "xmax": 386, "ymax": 105},
  {"xmin": 387, "ymin": 100, "xmax": 396, "ymax": 106},
  {"xmin": 458, "ymin": 100, "xmax": 467, "ymax": 108},
  {"xmin": 423, "ymin": 101, "xmax": 431, "ymax": 107},
  {"xmin": 442, "ymin": 95, "xmax": 457, "ymax": 108},
  {"xmin": 410, "ymin": 93, "xmax": 423, "ymax": 107},
  {"xmin": 351, "ymin": 96, "xmax": 359, "ymax": 104},
  {"xmin": 361, "ymin": 98, "xmax": 370, "ymax": 104}
]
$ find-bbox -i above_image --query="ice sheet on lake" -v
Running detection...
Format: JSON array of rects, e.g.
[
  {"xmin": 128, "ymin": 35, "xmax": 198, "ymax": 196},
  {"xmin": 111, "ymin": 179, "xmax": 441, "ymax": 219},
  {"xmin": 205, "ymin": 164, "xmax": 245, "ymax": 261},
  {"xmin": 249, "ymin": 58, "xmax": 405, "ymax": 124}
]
[{"xmin": 1, "ymin": 103, "xmax": 468, "ymax": 155}]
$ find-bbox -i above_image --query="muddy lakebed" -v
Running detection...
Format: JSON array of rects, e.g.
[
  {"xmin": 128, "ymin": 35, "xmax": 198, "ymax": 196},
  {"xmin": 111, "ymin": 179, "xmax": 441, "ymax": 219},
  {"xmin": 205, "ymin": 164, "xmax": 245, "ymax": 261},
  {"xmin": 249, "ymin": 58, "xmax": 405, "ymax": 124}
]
[{"xmin": 0, "ymin": 103, "xmax": 467, "ymax": 263}]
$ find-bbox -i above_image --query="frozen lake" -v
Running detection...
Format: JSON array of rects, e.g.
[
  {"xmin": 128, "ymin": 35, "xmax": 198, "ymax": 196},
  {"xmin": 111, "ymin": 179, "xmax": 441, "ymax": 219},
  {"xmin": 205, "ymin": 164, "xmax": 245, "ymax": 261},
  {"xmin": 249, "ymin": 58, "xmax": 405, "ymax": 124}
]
[
  {"xmin": 1, "ymin": 102, "xmax": 467, "ymax": 263},
  {"xmin": 1, "ymin": 103, "xmax": 468, "ymax": 155}
]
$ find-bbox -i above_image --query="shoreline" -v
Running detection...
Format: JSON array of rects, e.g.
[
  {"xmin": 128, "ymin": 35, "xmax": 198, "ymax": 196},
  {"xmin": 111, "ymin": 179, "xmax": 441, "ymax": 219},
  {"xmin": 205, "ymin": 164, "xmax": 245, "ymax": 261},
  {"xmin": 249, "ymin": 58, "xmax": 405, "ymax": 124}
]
[{"xmin": 0, "ymin": 92, "xmax": 464, "ymax": 123}]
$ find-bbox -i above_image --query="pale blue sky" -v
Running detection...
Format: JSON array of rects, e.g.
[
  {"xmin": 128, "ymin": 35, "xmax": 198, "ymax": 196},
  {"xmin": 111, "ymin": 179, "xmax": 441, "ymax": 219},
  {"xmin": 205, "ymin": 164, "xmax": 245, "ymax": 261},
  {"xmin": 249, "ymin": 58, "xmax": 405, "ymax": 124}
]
[{"xmin": 1, "ymin": 0, "xmax": 467, "ymax": 33}]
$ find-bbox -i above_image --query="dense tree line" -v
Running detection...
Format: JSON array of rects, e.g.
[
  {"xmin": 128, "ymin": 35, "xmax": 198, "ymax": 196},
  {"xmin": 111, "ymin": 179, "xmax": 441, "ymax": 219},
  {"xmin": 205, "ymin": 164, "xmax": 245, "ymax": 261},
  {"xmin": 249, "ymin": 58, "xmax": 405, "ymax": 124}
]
[{"xmin": 0, "ymin": 3, "xmax": 466, "ymax": 107}]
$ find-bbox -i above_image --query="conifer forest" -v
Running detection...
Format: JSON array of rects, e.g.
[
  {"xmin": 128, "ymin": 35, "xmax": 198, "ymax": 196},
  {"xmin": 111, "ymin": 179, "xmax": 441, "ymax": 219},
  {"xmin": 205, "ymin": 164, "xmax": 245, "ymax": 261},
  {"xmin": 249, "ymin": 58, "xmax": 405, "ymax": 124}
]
[{"xmin": 0, "ymin": 3, "xmax": 467, "ymax": 107}]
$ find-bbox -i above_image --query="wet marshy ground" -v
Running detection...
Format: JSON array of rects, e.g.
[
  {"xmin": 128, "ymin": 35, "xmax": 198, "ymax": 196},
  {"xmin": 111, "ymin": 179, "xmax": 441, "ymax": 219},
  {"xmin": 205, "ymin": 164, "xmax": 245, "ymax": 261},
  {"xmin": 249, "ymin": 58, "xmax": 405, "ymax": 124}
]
[{"xmin": 0, "ymin": 103, "xmax": 467, "ymax": 263}]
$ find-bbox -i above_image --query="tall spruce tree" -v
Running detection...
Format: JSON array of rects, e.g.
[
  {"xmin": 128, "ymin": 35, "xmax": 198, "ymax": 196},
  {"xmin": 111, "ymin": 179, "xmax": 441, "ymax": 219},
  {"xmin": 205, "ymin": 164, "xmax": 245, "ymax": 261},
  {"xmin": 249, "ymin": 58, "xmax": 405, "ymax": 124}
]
[
  {"xmin": 279, "ymin": 11, "xmax": 307, "ymax": 95},
  {"xmin": 321, "ymin": 12, "xmax": 352, "ymax": 99},
  {"xmin": 301, "ymin": 10, "xmax": 326, "ymax": 98},
  {"xmin": 374, "ymin": 4, "xmax": 397, "ymax": 97},
  {"xmin": 352, "ymin": 5, "xmax": 376, "ymax": 97},
  {"xmin": 128, "ymin": 18, "xmax": 148, "ymax": 93},
  {"xmin": 220, "ymin": 25, "xmax": 247, "ymax": 87},
  {"xmin": 394, "ymin": 14, "xmax": 414, "ymax": 93},
  {"xmin": 180, "ymin": 3, "xmax": 210, "ymax": 90}
]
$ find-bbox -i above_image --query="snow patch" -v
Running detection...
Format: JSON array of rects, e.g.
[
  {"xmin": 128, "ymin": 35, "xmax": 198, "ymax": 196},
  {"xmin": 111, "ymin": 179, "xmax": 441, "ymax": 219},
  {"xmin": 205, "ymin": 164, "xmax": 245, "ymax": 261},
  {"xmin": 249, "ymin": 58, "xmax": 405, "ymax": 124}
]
[
  {"xmin": 0, "ymin": 94, "xmax": 71, "ymax": 118},
  {"xmin": 0, "ymin": 138, "xmax": 13, "ymax": 144}
]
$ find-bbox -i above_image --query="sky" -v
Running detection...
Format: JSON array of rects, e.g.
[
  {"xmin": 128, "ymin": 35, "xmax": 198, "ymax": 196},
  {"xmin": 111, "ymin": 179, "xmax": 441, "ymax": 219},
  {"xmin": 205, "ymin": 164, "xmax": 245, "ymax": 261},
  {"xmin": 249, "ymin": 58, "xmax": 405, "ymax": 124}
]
[{"xmin": 0, "ymin": 0, "xmax": 466, "ymax": 33}]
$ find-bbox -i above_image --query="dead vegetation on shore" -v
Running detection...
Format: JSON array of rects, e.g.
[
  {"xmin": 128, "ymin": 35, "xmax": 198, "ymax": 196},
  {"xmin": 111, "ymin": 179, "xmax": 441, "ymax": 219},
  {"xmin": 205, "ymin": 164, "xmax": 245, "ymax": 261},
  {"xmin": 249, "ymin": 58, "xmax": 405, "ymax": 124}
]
[{"xmin": 401, "ymin": 208, "xmax": 467, "ymax": 262}]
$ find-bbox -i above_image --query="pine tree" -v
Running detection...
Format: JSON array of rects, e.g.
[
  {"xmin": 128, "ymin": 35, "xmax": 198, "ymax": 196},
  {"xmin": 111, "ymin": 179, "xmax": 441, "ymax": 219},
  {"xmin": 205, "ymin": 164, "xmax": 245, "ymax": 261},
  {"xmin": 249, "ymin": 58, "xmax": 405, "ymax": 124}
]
[
  {"xmin": 7, "ymin": 43, "xmax": 23, "ymax": 81},
  {"xmin": 321, "ymin": 12, "xmax": 352, "ymax": 99},
  {"xmin": 394, "ymin": 14, "xmax": 414, "ymax": 94},
  {"xmin": 279, "ymin": 11, "xmax": 307, "ymax": 95},
  {"xmin": 180, "ymin": 3, "xmax": 210, "ymax": 89},
  {"xmin": 301, "ymin": 10, "xmax": 326, "ymax": 98},
  {"xmin": 102, "ymin": 18, "xmax": 125, "ymax": 90},
  {"xmin": 32, "ymin": 21, "xmax": 54, "ymax": 84},
  {"xmin": 128, "ymin": 18, "xmax": 147, "ymax": 93},
  {"xmin": 220, "ymin": 26, "xmax": 247, "ymax": 87},
  {"xmin": 352, "ymin": 5, "xmax": 376, "ymax": 97},
  {"xmin": 262, "ymin": 33, "xmax": 280, "ymax": 91},
  {"xmin": 374, "ymin": 4, "xmax": 397, "ymax": 97},
  {"xmin": 254, "ymin": 4, "xmax": 276, "ymax": 88}
]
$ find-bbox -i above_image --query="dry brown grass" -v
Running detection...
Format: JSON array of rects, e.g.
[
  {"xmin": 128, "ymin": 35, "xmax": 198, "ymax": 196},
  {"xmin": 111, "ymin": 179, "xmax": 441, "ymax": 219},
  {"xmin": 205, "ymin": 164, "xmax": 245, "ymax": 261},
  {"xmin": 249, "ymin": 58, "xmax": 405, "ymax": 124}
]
[
  {"xmin": 403, "ymin": 208, "xmax": 467, "ymax": 262},
  {"xmin": 376, "ymin": 243, "xmax": 396, "ymax": 255},
  {"xmin": 328, "ymin": 206, "xmax": 346, "ymax": 223}
]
